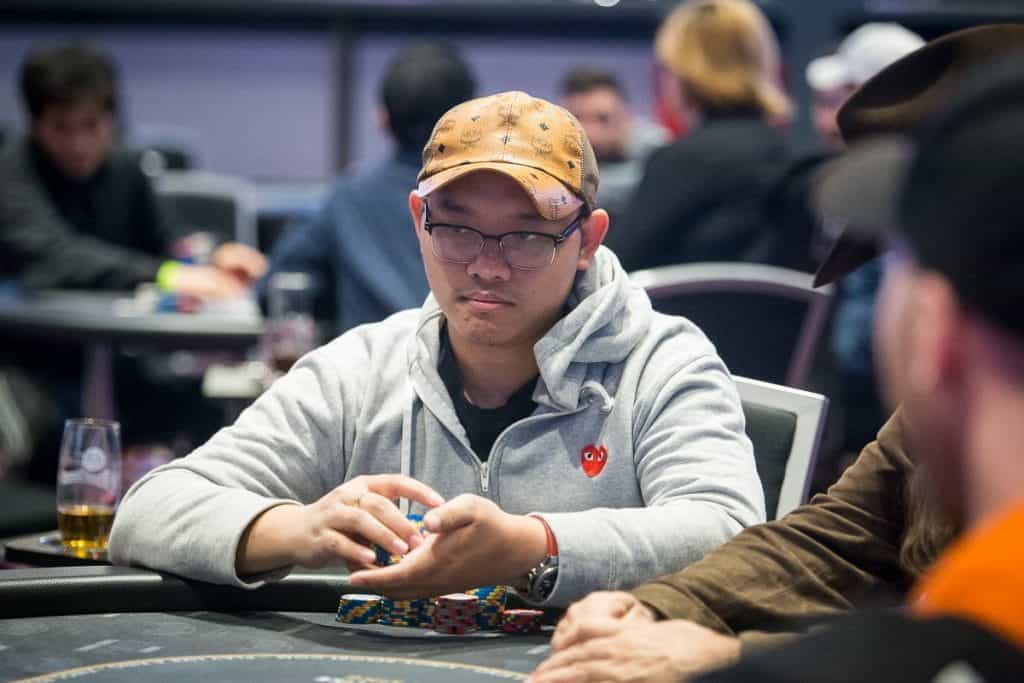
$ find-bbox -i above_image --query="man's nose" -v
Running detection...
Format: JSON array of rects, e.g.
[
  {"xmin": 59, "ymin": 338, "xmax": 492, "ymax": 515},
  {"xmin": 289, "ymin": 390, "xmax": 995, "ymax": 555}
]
[{"xmin": 467, "ymin": 237, "xmax": 511, "ymax": 281}]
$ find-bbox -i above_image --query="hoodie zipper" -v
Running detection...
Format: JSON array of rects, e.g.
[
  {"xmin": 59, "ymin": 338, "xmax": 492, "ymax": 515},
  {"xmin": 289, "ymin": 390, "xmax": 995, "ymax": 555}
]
[
  {"xmin": 483, "ymin": 395, "xmax": 608, "ymax": 501},
  {"xmin": 479, "ymin": 461, "xmax": 490, "ymax": 493},
  {"xmin": 473, "ymin": 406, "xmax": 585, "ymax": 498}
]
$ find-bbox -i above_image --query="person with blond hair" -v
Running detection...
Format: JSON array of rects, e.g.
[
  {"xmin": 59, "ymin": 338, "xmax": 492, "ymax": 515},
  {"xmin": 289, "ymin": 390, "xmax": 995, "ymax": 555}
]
[{"xmin": 608, "ymin": 0, "xmax": 800, "ymax": 273}]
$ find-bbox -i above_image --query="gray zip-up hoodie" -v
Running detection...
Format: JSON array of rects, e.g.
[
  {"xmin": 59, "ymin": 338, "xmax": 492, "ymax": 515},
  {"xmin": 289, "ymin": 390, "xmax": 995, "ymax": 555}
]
[{"xmin": 110, "ymin": 247, "xmax": 765, "ymax": 606}]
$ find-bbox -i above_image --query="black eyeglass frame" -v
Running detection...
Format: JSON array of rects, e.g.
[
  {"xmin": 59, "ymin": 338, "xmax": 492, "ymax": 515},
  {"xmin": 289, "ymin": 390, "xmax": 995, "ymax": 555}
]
[{"xmin": 421, "ymin": 200, "xmax": 587, "ymax": 271}]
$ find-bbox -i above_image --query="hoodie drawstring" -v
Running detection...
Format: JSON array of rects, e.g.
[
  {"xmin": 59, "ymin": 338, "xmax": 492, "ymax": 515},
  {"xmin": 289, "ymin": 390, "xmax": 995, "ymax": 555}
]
[
  {"xmin": 399, "ymin": 387, "xmax": 414, "ymax": 515},
  {"xmin": 580, "ymin": 380, "xmax": 615, "ymax": 413}
]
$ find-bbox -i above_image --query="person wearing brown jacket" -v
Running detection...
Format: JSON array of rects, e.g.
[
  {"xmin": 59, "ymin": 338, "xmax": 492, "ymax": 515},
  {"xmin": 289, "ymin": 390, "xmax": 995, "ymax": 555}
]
[
  {"xmin": 629, "ymin": 407, "xmax": 950, "ymax": 644},
  {"xmin": 528, "ymin": 23, "xmax": 1024, "ymax": 683}
]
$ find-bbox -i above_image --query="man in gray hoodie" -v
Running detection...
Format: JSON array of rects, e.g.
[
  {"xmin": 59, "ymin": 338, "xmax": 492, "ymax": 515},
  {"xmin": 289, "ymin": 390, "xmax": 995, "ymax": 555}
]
[{"xmin": 109, "ymin": 91, "xmax": 765, "ymax": 607}]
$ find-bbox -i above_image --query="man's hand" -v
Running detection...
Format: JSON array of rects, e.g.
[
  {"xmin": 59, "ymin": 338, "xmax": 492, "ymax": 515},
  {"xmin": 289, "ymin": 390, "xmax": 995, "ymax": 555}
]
[
  {"xmin": 211, "ymin": 242, "xmax": 268, "ymax": 284},
  {"xmin": 529, "ymin": 619, "xmax": 741, "ymax": 683},
  {"xmin": 551, "ymin": 592, "xmax": 658, "ymax": 652},
  {"xmin": 347, "ymin": 494, "xmax": 548, "ymax": 599},
  {"xmin": 169, "ymin": 264, "xmax": 246, "ymax": 300},
  {"xmin": 236, "ymin": 474, "xmax": 445, "ymax": 577}
]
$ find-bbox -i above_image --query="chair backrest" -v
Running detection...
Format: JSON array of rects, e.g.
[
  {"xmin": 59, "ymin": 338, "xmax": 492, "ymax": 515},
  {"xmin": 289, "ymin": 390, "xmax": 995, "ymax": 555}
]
[
  {"xmin": 156, "ymin": 171, "xmax": 258, "ymax": 247},
  {"xmin": 735, "ymin": 376, "xmax": 828, "ymax": 520},
  {"xmin": 131, "ymin": 122, "xmax": 205, "ymax": 171},
  {"xmin": 631, "ymin": 262, "xmax": 834, "ymax": 388}
]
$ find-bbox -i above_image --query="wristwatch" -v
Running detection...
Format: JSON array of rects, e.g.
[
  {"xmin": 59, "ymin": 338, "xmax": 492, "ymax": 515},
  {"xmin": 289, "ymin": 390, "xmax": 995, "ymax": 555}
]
[{"xmin": 523, "ymin": 515, "xmax": 559, "ymax": 603}]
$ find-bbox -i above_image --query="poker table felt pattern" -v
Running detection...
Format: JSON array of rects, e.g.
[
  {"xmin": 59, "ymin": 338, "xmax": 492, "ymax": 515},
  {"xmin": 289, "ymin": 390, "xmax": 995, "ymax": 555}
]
[
  {"xmin": 1, "ymin": 610, "xmax": 551, "ymax": 681},
  {"xmin": 0, "ymin": 567, "xmax": 552, "ymax": 681}
]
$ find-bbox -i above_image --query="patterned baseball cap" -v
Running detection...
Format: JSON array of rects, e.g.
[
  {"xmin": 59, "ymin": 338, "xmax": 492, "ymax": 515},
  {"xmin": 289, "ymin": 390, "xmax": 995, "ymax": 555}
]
[{"xmin": 416, "ymin": 90, "xmax": 599, "ymax": 221}]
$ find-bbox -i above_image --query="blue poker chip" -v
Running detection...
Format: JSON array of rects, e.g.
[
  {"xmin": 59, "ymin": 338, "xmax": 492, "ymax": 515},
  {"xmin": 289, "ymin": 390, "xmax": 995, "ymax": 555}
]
[{"xmin": 374, "ymin": 545, "xmax": 399, "ymax": 567}]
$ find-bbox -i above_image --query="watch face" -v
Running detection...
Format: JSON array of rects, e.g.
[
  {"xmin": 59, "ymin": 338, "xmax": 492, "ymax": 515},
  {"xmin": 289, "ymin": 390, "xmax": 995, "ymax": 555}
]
[
  {"xmin": 529, "ymin": 557, "xmax": 559, "ymax": 602},
  {"xmin": 539, "ymin": 568, "xmax": 558, "ymax": 593}
]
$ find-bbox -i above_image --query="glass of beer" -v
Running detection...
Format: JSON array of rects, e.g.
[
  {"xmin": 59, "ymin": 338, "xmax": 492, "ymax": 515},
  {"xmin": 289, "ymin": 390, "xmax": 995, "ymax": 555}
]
[
  {"xmin": 56, "ymin": 418, "xmax": 122, "ymax": 551},
  {"xmin": 264, "ymin": 272, "xmax": 318, "ymax": 374}
]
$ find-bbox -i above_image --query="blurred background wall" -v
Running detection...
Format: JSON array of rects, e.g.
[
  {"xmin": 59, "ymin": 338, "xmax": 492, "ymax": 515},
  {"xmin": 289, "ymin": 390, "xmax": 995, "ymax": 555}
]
[{"xmin": 2, "ymin": 0, "xmax": 1022, "ymax": 181}]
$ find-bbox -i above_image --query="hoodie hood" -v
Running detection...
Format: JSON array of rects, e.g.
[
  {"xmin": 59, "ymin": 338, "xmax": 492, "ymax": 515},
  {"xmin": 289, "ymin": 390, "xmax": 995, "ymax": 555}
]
[
  {"xmin": 407, "ymin": 246, "xmax": 651, "ymax": 411},
  {"xmin": 534, "ymin": 246, "xmax": 652, "ymax": 409}
]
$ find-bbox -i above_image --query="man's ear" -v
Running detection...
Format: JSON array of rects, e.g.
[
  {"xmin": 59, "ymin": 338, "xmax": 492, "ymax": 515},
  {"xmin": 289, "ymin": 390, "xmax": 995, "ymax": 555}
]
[
  {"xmin": 907, "ymin": 274, "xmax": 965, "ymax": 398},
  {"xmin": 408, "ymin": 191, "xmax": 424, "ymax": 233},
  {"xmin": 576, "ymin": 209, "xmax": 609, "ymax": 272}
]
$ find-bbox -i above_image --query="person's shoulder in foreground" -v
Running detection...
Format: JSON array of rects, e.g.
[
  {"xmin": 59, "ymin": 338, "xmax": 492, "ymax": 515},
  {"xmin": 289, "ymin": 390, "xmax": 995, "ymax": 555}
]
[{"xmin": 110, "ymin": 88, "xmax": 763, "ymax": 607}]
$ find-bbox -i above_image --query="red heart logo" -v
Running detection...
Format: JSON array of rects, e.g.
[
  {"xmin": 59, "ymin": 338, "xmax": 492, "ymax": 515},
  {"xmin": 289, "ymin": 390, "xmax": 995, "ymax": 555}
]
[{"xmin": 580, "ymin": 443, "xmax": 608, "ymax": 478}]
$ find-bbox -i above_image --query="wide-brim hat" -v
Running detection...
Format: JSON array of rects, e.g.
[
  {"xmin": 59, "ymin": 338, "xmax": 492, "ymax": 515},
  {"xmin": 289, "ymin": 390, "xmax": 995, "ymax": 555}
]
[{"xmin": 813, "ymin": 24, "xmax": 1024, "ymax": 286}]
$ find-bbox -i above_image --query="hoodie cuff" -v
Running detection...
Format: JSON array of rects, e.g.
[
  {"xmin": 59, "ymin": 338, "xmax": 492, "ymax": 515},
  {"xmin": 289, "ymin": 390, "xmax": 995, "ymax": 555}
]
[
  {"xmin": 527, "ymin": 511, "xmax": 613, "ymax": 607},
  {"xmin": 223, "ymin": 498, "xmax": 302, "ymax": 589}
]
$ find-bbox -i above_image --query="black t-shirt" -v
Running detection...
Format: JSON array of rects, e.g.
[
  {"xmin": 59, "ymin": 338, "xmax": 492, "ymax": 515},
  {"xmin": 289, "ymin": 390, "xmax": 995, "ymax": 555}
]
[{"xmin": 437, "ymin": 328, "xmax": 537, "ymax": 462}]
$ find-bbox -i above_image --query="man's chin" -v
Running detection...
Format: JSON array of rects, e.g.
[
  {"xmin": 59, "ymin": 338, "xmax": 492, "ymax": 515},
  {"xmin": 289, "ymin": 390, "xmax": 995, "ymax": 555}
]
[
  {"xmin": 61, "ymin": 161, "xmax": 102, "ymax": 180},
  {"xmin": 450, "ymin": 316, "xmax": 515, "ymax": 348}
]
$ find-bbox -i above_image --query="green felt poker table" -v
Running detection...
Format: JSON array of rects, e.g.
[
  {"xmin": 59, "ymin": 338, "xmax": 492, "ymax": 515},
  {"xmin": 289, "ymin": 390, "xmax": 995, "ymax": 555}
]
[{"xmin": 0, "ymin": 566, "xmax": 555, "ymax": 682}]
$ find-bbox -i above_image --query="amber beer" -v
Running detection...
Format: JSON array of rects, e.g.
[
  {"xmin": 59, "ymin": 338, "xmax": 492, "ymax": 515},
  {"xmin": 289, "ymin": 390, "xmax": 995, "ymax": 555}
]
[{"xmin": 58, "ymin": 504, "xmax": 115, "ymax": 549}]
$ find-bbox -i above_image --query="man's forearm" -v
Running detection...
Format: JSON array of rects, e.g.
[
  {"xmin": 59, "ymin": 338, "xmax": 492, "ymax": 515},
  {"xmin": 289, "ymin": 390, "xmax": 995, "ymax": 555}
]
[{"xmin": 235, "ymin": 503, "xmax": 303, "ymax": 577}]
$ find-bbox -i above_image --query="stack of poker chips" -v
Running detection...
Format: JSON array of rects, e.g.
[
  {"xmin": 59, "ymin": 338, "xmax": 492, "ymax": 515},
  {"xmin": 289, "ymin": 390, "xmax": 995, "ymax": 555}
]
[
  {"xmin": 335, "ymin": 594, "xmax": 382, "ymax": 624},
  {"xmin": 379, "ymin": 597, "xmax": 430, "ymax": 627},
  {"xmin": 433, "ymin": 593, "xmax": 480, "ymax": 634},
  {"xmin": 468, "ymin": 585, "xmax": 508, "ymax": 630},
  {"xmin": 500, "ymin": 608, "xmax": 544, "ymax": 634},
  {"xmin": 416, "ymin": 599, "xmax": 437, "ymax": 628}
]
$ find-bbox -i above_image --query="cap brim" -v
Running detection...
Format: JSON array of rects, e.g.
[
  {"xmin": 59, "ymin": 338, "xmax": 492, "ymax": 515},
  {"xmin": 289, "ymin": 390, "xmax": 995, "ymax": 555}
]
[
  {"xmin": 417, "ymin": 162, "xmax": 581, "ymax": 221},
  {"xmin": 811, "ymin": 136, "xmax": 915, "ymax": 286}
]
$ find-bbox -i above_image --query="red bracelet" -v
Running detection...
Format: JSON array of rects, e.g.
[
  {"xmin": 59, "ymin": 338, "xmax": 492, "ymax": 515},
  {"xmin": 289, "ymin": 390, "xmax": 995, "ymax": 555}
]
[{"xmin": 530, "ymin": 514, "xmax": 558, "ymax": 557}]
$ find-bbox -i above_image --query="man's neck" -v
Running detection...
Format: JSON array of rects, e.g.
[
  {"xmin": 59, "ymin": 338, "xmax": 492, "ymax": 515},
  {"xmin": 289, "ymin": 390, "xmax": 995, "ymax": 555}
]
[
  {"xmin": 965, "ymin": 386, "xmax": 1024, "ymax": 527},
  {"xmin": 448, "ymin": 332, "xmax": 539, "ymax": 410}
]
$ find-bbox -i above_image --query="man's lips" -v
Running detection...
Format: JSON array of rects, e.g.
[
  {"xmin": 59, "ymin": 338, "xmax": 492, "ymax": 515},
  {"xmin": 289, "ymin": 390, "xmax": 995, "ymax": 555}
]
[
  {"xmin": 461, "ymin": 291, "xmax": 513, "ymax": 304},
  {"xmin": 461, "ymin": 292, "xmax": 514, "ymax": 311}
]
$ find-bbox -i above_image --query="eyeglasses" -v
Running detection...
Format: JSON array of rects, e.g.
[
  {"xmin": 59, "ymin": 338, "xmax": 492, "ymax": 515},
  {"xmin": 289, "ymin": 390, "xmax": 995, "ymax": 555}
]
[{"xmin": 422, "ymin": 201, "xmax": 586, "ymax": 271}]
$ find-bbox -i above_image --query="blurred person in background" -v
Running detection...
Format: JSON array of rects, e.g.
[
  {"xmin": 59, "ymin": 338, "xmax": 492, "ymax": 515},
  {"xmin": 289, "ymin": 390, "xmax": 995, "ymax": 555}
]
[
  {"xmin": 0, "ymin": 44, "xmax": 266, "ymax": 298},
  {"xmin": 808, "ymin": 25, "xmax": 925, "ymax": 463},
  {"xmin": 259, "ymin": 42, "xmax": 476, "ymax": 334},
  {"xmin": 608, "ymin": 0, "xmax": 800, "ymax": 273},
  {"xmin": 0, "ymin": 44, "xmax": 266, "ymax": 482},
  {"xmin": 558, "ymin": 66, "xmax": 666, "ymax": 226},
  {"xmin": 806, "ymin": 23, "xmax": 924, "ymax": 150}
]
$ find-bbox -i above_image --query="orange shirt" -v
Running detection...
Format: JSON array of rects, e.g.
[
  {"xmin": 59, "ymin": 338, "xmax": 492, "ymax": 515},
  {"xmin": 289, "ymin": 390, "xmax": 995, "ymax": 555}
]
[{"xmin": 911, "ymin": 499, "xmax": 1024, "ymax": 648}]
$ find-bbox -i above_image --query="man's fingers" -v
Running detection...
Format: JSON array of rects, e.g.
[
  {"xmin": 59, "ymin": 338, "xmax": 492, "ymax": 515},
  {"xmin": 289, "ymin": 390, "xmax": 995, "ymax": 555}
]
[
  {"xmin": 527, "ymin": 665, "xmax": 589, "ymax": 683},
  {"xmin": 345, "ymin": 558, "xmax": 374, "ymax": 573},
  {"xmin": 356, "ymin": 492, "xmax": 422, "ymax": 549},
  {"xmin": 531, "ymin": 639, "xmax": 612, "ymax": 679},
  {"xmin": 564, "ymin": 592, "xmax": 631, "ymax": 623},
  {"xmin": 364, "ymin": 474, "xmax": 444, "ymax": 508},
  {"xmin": 327, "ymin": 501, "xmax": 409, "ymax": 557},
  {"xmin": 318, "ymin": 529, "xmax": 376, "ymax": 567},
  {"xmin": 552, "ymin": 618, "xmax": 624, "ymax": 652},
  {"xmin": 347, "ymin": 562, "xmax": 415, "ymax": 597},
  {"xmin": 423, "ymin": 494, "xmax": 479, "ymax": 533}
]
